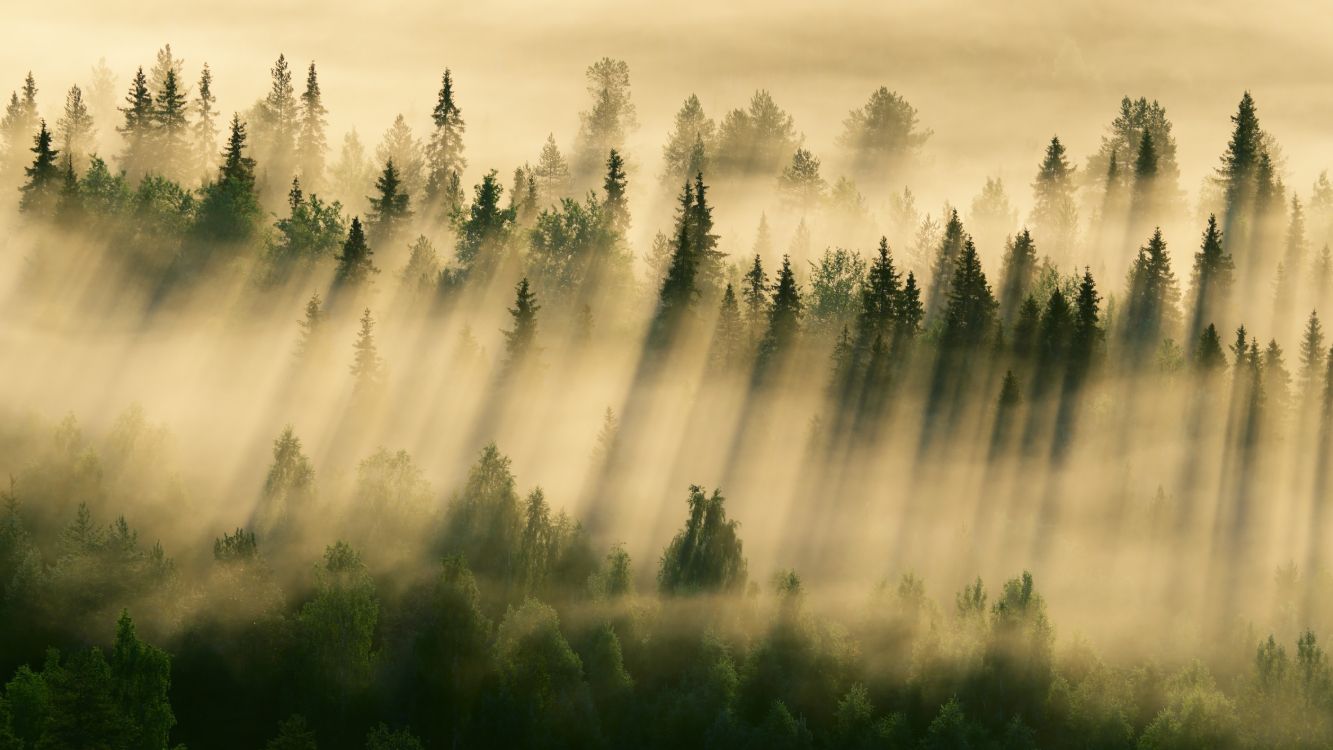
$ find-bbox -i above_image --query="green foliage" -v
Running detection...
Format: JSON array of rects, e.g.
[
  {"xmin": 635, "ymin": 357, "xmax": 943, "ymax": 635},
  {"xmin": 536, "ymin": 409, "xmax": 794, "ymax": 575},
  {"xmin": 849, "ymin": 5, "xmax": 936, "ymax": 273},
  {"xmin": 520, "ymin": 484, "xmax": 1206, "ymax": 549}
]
[{"xmin": 658, "ymin": 485, "xmax": 747, "ymax": 596}]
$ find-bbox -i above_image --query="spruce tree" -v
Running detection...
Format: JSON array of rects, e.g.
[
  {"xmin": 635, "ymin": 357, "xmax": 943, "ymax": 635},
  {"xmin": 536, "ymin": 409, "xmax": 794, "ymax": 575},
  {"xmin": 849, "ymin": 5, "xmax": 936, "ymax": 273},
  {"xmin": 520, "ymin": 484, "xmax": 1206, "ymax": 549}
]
[
  {"xmin": 652, "ymin": 181, "xmax": 700, "ymax": 338},
  {"xmin": 153, "ymin": 67, "xmax": 189, "ymax": 180},
  {"xmin": 425, "ymin": 68, "xmax": 466, "ymax": 208},
  {"xmin": 1029, "ymin": 136, "xmax": 1078, "ymax": 263},
  {"xmin": 1300, "ymin": 310, "xmax": 1326, "ymax": 397},
  {"xmin": 18, "ymin": 120, "xmax": 60, "ymax": 214},
  {"xmin": 1230, "ymin": 324, "xmax": 1249, "ymax": 374},
  {"xmin": 895, "ymin": 271, "xmax": 925, "ymax": 337},
  {"xmin": 1189, "ymin": 214, "xmax": 1233, "ymax": 343},
  {"xmin": 118, "ymin": 67, "xmax": 153, "ymax": 178},
  {"xmin": 756, "ymin": 254, "xmax": 802, "ymax": 369},
  {"xmin": 1130, "ymin": 129, "xmax": 1158, "ymax": 217},
  {"xmin": 857, "ymin": 236, "xmax": 900, "ymax": 344},
  {"xmin": 1123, "ymin": 228, "xmax": 1181, "ymax": 357},
  {"xmin": 941, "ymin": 237, "xmax": 998, "ymax": 348},
  {"xmin": 294, "ymin": 292, "xmax": 326, "ymax": 360},
  {"xmin": 55, "ymin": 85, "xmax": 94, "ymax": 172},
  {"xmin": 926, "ymin": 209, "xmax": 966, "ymax": 323},
  {"xmin": 602, "ymin": 149, "xmax": 629, "ymax": 241},
  {"xmin": 1070, "ymin": 268, "xmax": 1103, "ymax": 371},
  {"xmin": 367, "ymin": 159, "xmax": 411, "ymax": 245},
  {"xmin": 1012, "ymin": 295, "xmax": 1042, "ymax": 359},
  {"xmin": 689, "ymin": 172, "xmax": 724, "ymax": 293},
  {"xmin": 502, "ymin": 277, "xmax": 540, "ymax": 369},
  {"xmin": 1195, "ymin": 323, "xmax": 1226, "ymax": 371},
  {"xmin": 350, "ymin": 308, "xmax": 383, "ymax": 394},
  {"xmin": 335, "ymin": 216, "xmax": 378, "ymax": 286},
  {"xmin": 534, "ymin": 134, "xmax": 570, "ymax": 202},
  {"xmin": 260, "ymin": 53, "xmax": 298, "ymax": 183},
  {"xmin": 1218, "ymin": 91, "xmax": 1264, "ymax": 232},
  {"xmin": 297, "ymin": 62, "xmax": 328, "ymax": 190},
  {"xmin": 455, "ymin": 170, "xmax": 512, "ymax": 278},
  {"xmin": 998, "ymin": 228, "xmax": 1038, "ymax": 325},
  {"xmin": 742, "ymin": 253, "xmax": 769, "ymax": 336},
  {"xmin": 193, "ymin": 63, "xmax": 219, "ymax": 175},
  {"xmin": 193, "ymin": 114, "xmax": 261, "ymax": 243},
  {"xmin": 711, "ymin": 283, "xmax": 744, "ymax": 370}
]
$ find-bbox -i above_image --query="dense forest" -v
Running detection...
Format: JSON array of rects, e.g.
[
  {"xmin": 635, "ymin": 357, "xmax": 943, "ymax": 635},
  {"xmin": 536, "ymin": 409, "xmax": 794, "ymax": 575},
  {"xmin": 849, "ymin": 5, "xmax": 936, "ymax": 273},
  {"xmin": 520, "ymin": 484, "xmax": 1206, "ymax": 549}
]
[{"xmin": 3, "ymin": 44, "xmax": 1333, "ymax": 748}]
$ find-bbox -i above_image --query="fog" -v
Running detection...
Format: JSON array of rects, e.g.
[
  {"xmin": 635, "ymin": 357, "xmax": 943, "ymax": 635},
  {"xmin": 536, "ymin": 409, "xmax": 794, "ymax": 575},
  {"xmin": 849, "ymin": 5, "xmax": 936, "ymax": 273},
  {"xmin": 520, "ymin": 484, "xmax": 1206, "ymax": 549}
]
[{"xmin": 0, "ymin": 5, "xmax": 1332, "ymax": 746}]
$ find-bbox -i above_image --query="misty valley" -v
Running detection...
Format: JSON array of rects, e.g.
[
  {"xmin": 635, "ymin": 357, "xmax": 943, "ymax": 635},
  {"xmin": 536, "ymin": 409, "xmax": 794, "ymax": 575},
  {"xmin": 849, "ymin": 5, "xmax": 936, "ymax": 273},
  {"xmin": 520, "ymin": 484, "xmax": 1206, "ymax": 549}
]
[{"xmin": 1, "ymin": 39, "xmax": 1333, "ymax": 750}]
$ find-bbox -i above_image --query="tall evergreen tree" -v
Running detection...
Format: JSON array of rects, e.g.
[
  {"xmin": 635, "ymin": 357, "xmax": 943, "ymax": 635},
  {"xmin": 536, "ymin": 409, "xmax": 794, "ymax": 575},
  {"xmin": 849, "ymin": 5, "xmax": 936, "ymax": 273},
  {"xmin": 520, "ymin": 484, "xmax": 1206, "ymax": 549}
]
[
  {"xmin": 154, "ymin": 67, "xmax": 189, "ymax": 180},
  {"xmin": 425, "ymin": 68, "xmax": 466, "ymax": 217},
  {"xmin": 118, "ymin": 67, "xmax": 153, "ymax": 178},
  {"xmin": 295, "ymin": 292, "xmax": 327, "ymax": 360},
  {"xmin": 194, "ymin": 114, "xmax": 261, "ymax": 244},
  {"xmin": 998, "ymin": 228, "xmax": 1038, "ymax": 325},
  {"xmin": 710, "ymin": 283, "xmax": 744, "ymax": 370},
  {"xmin": 367, "ymin": 160, "xmax": 411, "ymax": 245},
  {"xmin": 940, "ymin": 237, "xmax": 998, "ymax": 348},
  {"xmin": 1029, "ymin": 136, "xmax": 1078, "ymax": 263},
  {"xmin": 1123, "ymin": 228, "xmax": 1181, "ymax": 357},
  {"xmin": 296, "ymin": 62, "xmax": 329, "ymax": 191},
  {"xmin": 193, "ymin": 63, "xmax": 219, "ymax": 176},
  {"xmin": 1300, "ymin": 310, "xmax": 1326, "ymax": 399},
  {"xmin": 55, "ymin": 85, "xmax": 94, "ymax": 172},
  {"xmin": 755, "ymin": 254, "xmax": 803, "ymax": 371},
  {"xmin": 742, "ymin": 253, "xmax": 769, "ymax": 341},
  {"xmin": 689, "ymin": 172, "xmax": 724, "ymax": 293},
  {"xmin": 351, "ymin": 308, "xmax": 383, "ymax": 394},
  {"xmin": 926, "ymin": 209, "xmax": 966, "ymax": 323},
  {"xmin": 896, "ymin": 271, "xmax": 925, "ymax": 337},
  {"xmin": 602, "ymin": 148, "xmax": 629, "ymax": 241},
  {"xmin": 260, "ymin": 53, "xmax": 298, "ymax": 186},
  {"xmin": 334, "ymin": 217, "xmax": 378, "ymax": 287},
  {"xmin": 455, "ymin": 170, "xmax": 512, "ymax": 279},
  {"xmin": 18, "ymin": 120, "xmax": 60, "ymax": 214},
  {"xmin": 534, "ymin": 134, "xmax": 570, "ymax": 205},
  {"xmin": 1189, "ymin": 214, "xmax": 1234, "ymax": 343},
  {"xmin": 503, "ymin": 278, "xmax": 541, "ymax": 370},
  {"xmin": 1195, "ymin": 324, "xmax": 1226, "ymax": 372}
]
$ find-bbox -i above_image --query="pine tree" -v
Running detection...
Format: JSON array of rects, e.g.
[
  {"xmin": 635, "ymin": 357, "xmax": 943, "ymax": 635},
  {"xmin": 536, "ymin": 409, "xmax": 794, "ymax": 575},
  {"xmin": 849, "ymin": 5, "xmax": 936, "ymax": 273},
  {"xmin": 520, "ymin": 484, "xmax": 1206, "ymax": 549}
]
[
  {"xmin": 1130, "ymin": 129, "xmax": 1158, "ymax": 215},
  {"xmin": 1195, "ymin": 323, "xmax": 1226, "ymax": 371},
  {"xmin": 1230, "ymin": 324, "xmax": 1249, "ymax": 373},
  {"xmin": 941, "ymin": 237, "xmax": 998, "ymax": 348},
  {"xmin": 294, "ymin": 292, "xmax": 326, "ymax": 359},
  {"xmin": 602, "ymin": 148, "xmax": 629, "ymax": 241},
  {"xmin": 1123, "ymin": 228, "xmax": 1181, "ymax": 357},
  {"xmin": 857, "ymin": 236, "xmax": 901, "ymax": 343},
  {"xmin": 376, "ymin": 114, "xmax": 425, "ymax": 198},
  {"xmin": 260, "ymin": 53, "xmax": 298, "ymax": 183},
  {"xmin": 711, "ymin": 283, "xmax": 744, "ymax": 370},
  {"xmin": 55, "ymin": 85, "xmax": 94, "ymax": 172},
  {"xmin": 689, "ymin": 172, "xmax": 725, "ymax": 293},
  {"xmin": 367, "ymin": 160, "xmax": 411, "ymax": 245},
  {"xmin": 1218, "ymin": 92, "xmax": 1264, "ymax": 232},
  {"xmin": 335, "ymin": 217, "xmax": 378, "ymax": 286},
  {"xmin": 1037, "ymin": 289, "xmax": 1074, "ymax": 370},
  {"xmin": 118, "ymin": 67, "xmax": 153, "ymax": 177},
  {"xmin": 1300, "ymin": 310, "xmax": 1326, "ymax": 397},
  {"xmin": 18, "ymin": 120, "xmax": 60, "ymax": 214},
  {"xmin": 1029, "ymin": 136, "xmax": 1079, "ymax": 263},
  {"xmin": 350, "ymin": 308, "xmax": 383, "ymax": 393},
  {"xmin": 742, "ymin": 253, "xmax": 769, "ymax": 340},
  {"xmin": 756, "ymin": 254, "xmax": 802, "ymax": 369},
  {"xmin": 297, "ymin": 62, "xmax": 328, "ymax": 190},
  {"xmin": 778, "ymin": 147, "xmax": 827, "ymax": 208},
  {"xmin": 837, "ymin": 86, "xmax": 929, "ymax": 184},
  {"xmin": 534, "ymin": 134, "xmax": 570, "ymax": 204},
  {"xmin": 424, "ymin": 68, "xmax": 466, "ymax": 202},
  {"xmin": 652, "ymin": 181, "xmax": 700, "ymax": 337},
  {"xmin": 998, "ymin": 228, "xmax": 1038, "ymax": 325},
  {"xmin": 154, "ymin": 67, "xmax": 189, "ymax": 180},
  {"xmin": 1265, "ymin": 339, "xmax": 1291, "ymax": 414},
  {"xmin": 1070, "ymin": 268, "xmax": 1103, "ymax": 371},
  {"xmin": 456, "ymin": 170, "xmax": 512, "ymax": 278},
  {"xmin": 926, "ymin": 209, "xmax": 966, "ymax": 323},
  {"xmin": 193, "ymin": 63, "xmax": 219, "ymax": 176},
  {"xmin": 503, "ymin": 278, "xmax": 540, "ymax": 369},
  {"xmin": 896, "ymin": 272, "xmax": 925, "ymax": 337},
  {"xmin": 194, "ymin": 114, "xmax": 261, "ymax": 243},
  {"xmin": 714, "ymin": 89, "xmax": 797, "ymax": 179},
  {"xmin": 1189, "ymin": 214, "xmax": 1233, "ymax": 342},
  {"xmin": 1, "ymin": 72, "xmax": 40, "ymax": 177}
]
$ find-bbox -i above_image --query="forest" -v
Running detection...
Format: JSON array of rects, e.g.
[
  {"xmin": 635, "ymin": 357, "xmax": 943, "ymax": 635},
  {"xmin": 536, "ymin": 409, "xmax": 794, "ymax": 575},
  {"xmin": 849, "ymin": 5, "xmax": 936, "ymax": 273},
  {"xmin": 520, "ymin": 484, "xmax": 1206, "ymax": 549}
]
[{"xmin": 1, "ymin": 38, "xmax": 1333, "ymax": 749}]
